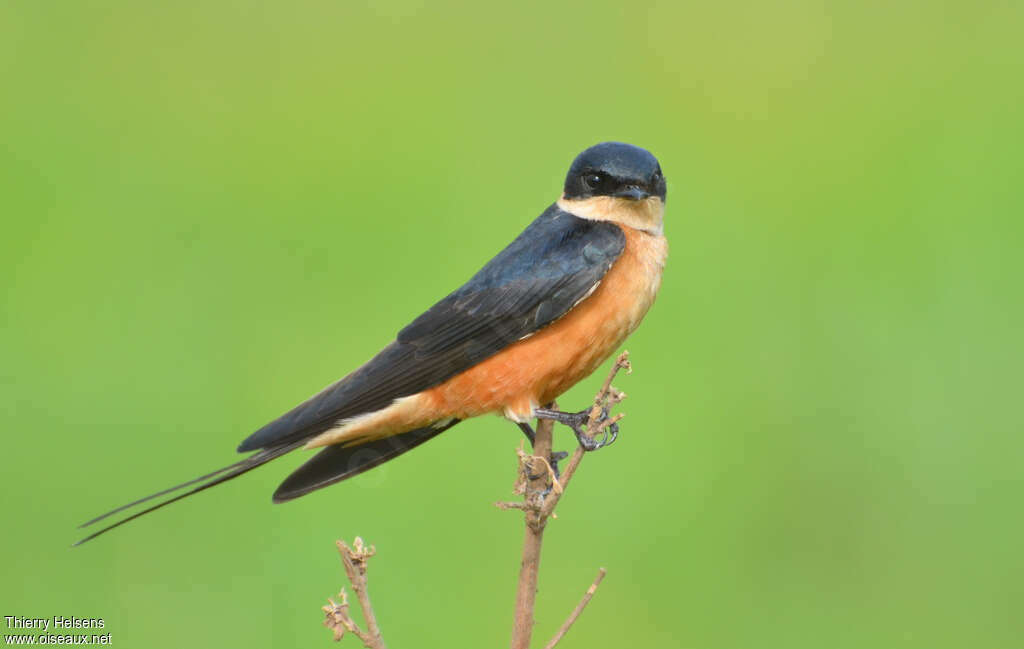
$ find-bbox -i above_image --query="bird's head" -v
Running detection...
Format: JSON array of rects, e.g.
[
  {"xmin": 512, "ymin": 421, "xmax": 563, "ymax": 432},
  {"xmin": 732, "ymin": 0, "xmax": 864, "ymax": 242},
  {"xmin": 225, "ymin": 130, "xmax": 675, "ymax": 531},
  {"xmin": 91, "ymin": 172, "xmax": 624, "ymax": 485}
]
[{"xmin": 559, "ymin": 142, "xmax": 666, "ymax": 235}]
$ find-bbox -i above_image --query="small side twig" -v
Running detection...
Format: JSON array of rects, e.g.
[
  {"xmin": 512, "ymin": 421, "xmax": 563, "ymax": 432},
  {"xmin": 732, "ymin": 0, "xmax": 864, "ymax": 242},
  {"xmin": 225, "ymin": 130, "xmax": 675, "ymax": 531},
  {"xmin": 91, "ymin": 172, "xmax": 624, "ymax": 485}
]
[
  {"xmin": 541, "ymin": 352, "xmax": 631, "ymax": 520},
  {"xmin": 543, "ymin": 567, "xmax": 608, "ymax": 649},
  {"xmin": 322, "ymin": 537, "xmax": 387, "ymax": 648}
]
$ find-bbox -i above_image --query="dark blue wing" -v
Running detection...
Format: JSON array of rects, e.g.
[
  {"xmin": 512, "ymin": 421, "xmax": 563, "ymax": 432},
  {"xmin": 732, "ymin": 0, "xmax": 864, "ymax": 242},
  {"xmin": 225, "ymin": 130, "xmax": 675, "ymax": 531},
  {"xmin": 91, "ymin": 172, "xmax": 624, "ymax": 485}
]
[{"xmin": 238, "ymin": 205, "xmax": 625, "ymax": 452}]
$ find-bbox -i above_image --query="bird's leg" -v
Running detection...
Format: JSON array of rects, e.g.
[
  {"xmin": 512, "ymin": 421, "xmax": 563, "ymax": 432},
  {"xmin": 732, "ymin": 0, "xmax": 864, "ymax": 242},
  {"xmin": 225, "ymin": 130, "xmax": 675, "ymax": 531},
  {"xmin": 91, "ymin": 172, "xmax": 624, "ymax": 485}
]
[
  {"xmin": 516, "ymin": 422, "xmax": 568, "ymax": 478},
  {"xmin": 534, "ymin": 405, "xmax": 620, "ymax": 451},
  {"xmin": 517, "ymin": 422, "xmax": 536, "ymax": 446}
]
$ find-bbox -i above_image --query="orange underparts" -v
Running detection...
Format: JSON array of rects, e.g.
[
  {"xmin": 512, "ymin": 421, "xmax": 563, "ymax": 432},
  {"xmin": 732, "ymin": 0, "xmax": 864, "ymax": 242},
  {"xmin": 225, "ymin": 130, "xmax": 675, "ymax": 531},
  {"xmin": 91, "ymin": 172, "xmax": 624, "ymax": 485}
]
[{"xmin": 424, "ymin": 222, "xmax": 664, "ymax": 422}]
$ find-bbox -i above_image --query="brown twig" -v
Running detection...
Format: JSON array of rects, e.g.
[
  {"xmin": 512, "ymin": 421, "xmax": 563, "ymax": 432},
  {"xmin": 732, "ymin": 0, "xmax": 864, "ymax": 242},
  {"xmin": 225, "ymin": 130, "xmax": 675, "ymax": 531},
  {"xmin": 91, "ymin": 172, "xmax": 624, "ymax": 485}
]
[
  {"xmin": 505, "ymin": 351, "xmax": 632, "ymax": 649},
  {"xmin": 543, "ymin": 567, "xmax": 608, "ymax": 649},
  {"xmin": 322, "ymin": 537, "xmax": 387, "ymax": 648},
  {"xmin": 510, "ymin": 412, "xmax": 556, "ymax": 649},
  {"xmin": 541, "ymin": 352, "xmax": 631, "ymax": 520},
  {"xmin": 322, "ymin": 352, "xmax": 634, "ymax": 648}
]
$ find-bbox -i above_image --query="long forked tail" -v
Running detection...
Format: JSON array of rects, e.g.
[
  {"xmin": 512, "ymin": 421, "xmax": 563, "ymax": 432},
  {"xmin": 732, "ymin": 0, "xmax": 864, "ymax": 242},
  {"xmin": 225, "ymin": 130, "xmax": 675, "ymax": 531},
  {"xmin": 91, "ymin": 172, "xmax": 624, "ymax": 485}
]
[
  {"xmin": 74, "ymin": 420, "xmax": 461, "ymax": 546},
  {"xmin": 272, "ymin": 419, "xmax": 460, "ymax": 502},
  {"xmin": 73, "ymin": 441, "xmax": 304, "ymax": 546}
]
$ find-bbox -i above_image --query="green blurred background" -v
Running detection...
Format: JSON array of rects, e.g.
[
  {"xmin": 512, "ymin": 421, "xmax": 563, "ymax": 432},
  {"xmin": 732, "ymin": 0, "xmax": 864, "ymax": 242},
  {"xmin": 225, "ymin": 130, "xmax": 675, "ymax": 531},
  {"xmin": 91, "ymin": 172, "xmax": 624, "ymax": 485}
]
[{"xmin": 3, "ymin": 0, "xmax": 1022, "ymax": 647}]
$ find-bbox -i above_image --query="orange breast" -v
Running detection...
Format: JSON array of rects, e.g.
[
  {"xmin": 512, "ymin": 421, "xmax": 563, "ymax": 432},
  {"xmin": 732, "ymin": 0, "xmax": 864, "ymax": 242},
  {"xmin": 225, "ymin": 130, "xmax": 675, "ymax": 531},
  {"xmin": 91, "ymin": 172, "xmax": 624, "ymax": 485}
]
[{"xmin": 423, "ymin": 224, "xmax": 668, "ymax": 421}]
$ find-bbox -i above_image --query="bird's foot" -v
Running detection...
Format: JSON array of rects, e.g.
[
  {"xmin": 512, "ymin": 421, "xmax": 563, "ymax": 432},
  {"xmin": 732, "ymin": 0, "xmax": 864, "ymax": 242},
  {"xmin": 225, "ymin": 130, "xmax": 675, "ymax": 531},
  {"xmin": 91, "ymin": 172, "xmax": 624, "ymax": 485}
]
[
  {"xmin": 534, "ymin": 406, "xmax": 619, "ymax": 451},
  {"xmin": 548, "ymin": 450, "xmax": 569, "ymax": 478}
]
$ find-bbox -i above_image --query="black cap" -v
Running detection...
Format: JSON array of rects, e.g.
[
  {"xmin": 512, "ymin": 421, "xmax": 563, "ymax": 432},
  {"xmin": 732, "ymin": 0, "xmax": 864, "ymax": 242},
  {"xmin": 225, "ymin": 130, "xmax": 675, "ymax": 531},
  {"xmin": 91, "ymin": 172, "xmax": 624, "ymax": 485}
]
[{"xmin": 563, "ymin": 142, "xmax": 666, "ymax": 202}]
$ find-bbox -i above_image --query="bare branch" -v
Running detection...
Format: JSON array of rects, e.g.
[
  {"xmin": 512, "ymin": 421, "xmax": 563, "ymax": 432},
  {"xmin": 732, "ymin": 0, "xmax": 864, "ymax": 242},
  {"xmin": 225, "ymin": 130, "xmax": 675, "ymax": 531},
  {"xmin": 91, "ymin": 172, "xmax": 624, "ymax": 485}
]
[
  {"xmin": 508, "ymin": 350, "xmax": 632, "ymax": 648},
  {"xmin": 510, "ymin": 412, "xmax": 555, "ymax": 649},
  {"xmin": 322, "ymin": 352, "xmax": 634, "ymax": 647},
  {"xmin": 322, "ymin": 538, "xmax": 387, "ymax": 648},
  {"xmin": 543, "ymin": 567, "xmax": 608, "ymax": 649},
  {"xmin": 587, "ymin": 352, "xmax": 632, "ymax": 435}
]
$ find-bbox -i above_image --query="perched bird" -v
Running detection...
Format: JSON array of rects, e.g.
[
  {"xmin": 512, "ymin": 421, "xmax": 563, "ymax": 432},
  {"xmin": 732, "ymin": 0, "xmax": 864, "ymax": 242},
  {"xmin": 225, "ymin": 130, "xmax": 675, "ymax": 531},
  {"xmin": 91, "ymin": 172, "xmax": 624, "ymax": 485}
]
[{"xmin": 76, "ymin": 141, "xmax": 668, "ymax": 545}]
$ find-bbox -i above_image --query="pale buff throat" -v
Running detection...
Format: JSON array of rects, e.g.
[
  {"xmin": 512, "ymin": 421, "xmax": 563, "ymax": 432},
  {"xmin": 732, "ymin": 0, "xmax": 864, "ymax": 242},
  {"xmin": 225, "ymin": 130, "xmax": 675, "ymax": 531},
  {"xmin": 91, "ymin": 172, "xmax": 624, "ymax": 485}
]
[{"xmin": 556, "ymin": 194, "xmax": 665, "ymax": 235}]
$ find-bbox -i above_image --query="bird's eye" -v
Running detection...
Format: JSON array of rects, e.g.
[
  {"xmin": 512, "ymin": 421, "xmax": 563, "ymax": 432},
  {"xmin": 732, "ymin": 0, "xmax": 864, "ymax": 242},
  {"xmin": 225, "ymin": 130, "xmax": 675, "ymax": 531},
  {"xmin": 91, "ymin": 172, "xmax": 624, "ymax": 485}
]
[{"xmin": 584, "ymin": 172, "xmax": 605, "ymax": 190}]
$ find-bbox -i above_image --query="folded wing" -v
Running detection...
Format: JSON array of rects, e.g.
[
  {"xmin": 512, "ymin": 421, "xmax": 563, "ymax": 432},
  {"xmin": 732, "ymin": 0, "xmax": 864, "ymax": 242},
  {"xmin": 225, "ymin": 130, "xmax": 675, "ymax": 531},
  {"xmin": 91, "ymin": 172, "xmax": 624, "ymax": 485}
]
[{"xmin": 237, "ymin": 205, "xmax": 625, "ymax": 452}]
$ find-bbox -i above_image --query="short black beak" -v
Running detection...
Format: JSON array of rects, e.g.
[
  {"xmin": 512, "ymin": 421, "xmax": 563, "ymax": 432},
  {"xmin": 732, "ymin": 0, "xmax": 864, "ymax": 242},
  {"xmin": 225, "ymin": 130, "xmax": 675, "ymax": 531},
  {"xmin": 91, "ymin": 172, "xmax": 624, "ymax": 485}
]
[{"xmin": 613, "ymin": 185, "xmax": 650, "ymax": 200}]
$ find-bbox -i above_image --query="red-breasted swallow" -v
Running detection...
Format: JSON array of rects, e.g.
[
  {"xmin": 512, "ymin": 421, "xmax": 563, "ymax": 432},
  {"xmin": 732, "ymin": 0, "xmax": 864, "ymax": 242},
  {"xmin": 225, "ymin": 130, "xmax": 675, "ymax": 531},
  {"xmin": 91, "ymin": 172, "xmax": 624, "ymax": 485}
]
[{"xmin": 76, "ymin": 142, "xmax": 668, "ymax": 545}]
